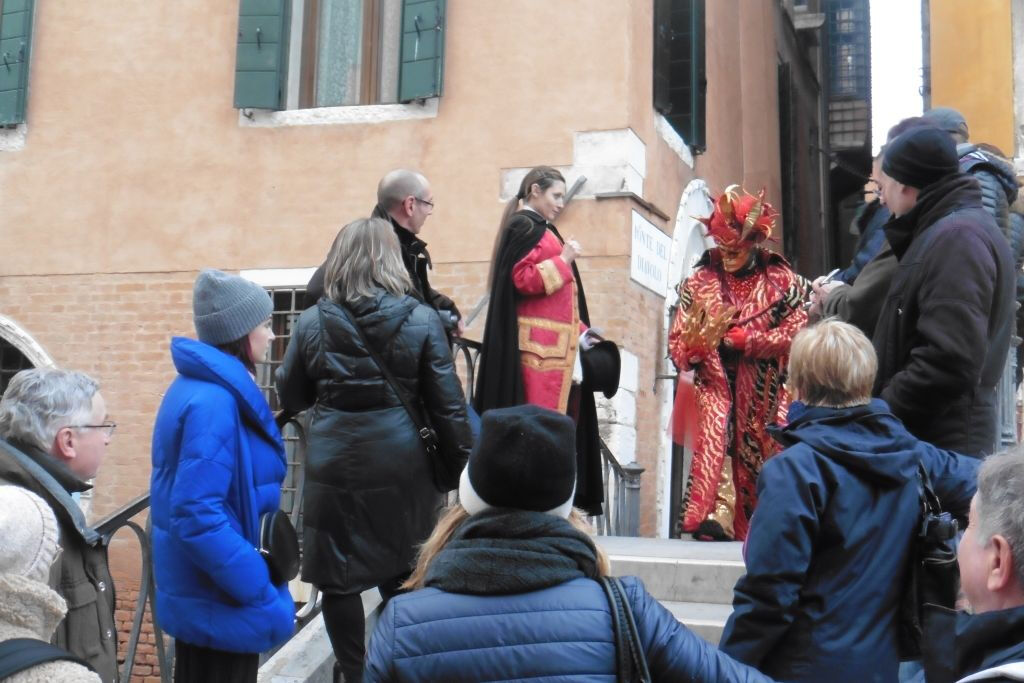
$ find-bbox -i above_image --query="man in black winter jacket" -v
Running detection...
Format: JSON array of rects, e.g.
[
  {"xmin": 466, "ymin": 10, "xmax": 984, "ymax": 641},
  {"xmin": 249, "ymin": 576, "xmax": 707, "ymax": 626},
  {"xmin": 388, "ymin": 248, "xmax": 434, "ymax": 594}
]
[
  {"xmin": 305, "ymin": 169, "xmax": 462, "ymax": 334},
  {"xmin": 873, "ymin": 125, "xmax": 1015, "ymax": 456}
]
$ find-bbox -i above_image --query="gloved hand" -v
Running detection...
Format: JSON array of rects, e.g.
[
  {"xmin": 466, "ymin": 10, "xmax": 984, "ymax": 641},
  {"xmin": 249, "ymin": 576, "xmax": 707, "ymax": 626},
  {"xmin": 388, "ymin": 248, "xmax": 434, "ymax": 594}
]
[{"xmin": 724, "ymin": 327, "xmax": 747, "ymax": 352}]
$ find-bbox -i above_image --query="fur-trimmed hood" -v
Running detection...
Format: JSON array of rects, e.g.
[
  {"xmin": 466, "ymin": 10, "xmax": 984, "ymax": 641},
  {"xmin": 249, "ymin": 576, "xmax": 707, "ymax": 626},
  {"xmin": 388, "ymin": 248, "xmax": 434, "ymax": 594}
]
[{"xmin": 0, "ymin": 574, "xmax": 100, "ymax": 682}]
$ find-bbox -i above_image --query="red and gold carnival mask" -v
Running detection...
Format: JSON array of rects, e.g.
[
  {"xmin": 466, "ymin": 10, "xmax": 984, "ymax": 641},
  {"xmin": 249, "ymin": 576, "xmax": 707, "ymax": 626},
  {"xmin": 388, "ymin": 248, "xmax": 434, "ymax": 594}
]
[{"xmin": 698, "ymin": 185, "xmax": 778, "ymax": 262}]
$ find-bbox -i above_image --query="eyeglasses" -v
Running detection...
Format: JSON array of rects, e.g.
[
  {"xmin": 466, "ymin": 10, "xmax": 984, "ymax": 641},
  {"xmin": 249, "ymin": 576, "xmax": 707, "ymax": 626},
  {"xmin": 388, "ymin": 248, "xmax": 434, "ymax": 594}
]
[
  {"xmin": 66, "ymin": 421, "xmax": 117, "ymax": 437},
  {"xmin": 415, "ymin": 197, "xmax": 435, "ymax": 210}
]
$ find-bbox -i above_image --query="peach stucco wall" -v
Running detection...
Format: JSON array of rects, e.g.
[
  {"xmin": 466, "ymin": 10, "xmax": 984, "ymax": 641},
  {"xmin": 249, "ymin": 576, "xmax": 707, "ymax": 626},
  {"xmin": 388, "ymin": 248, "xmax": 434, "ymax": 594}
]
[
  {"xmin": 2, "ymin": 1, "xmax": 650, "ymax": 277},
  {"xmin": 930, "ymin": 0, "xmax": 1016, "ymax": 155}
]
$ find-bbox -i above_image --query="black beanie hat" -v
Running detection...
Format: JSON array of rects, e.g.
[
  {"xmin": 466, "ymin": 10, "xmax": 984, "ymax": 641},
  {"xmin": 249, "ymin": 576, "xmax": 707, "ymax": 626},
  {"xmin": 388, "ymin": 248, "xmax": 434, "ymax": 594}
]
[
  {"xmin": 882, "ymin": 126, "xmax": 959, "ymax": 190},
  {"xmin": 459, "ymin": 405, "xmax": 577, "ymax": 518}
]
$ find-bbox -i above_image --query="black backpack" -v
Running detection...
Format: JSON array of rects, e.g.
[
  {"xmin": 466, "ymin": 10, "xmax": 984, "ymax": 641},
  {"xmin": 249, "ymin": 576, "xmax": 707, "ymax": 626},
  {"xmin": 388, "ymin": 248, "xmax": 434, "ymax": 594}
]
[{"xmin": 0, "ymin": 638, "xmax": 94, "ymax": 679}]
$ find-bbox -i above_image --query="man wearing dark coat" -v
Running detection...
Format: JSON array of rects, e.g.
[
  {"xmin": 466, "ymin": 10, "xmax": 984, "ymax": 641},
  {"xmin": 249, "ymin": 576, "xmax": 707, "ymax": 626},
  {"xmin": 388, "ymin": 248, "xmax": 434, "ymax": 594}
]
[
  {"xmin": 305, "ymin": 169, "xmax": 462, "ymax": 333},
  {"xmin": 872, "ymin": 125, "xmax": 1015, "ymax": 456}
]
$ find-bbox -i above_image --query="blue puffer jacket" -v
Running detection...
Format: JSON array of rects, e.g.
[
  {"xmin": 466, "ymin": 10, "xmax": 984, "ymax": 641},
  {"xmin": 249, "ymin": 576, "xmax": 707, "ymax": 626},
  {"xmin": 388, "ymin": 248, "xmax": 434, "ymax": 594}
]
[
  {"xmin": 720, "ymin": 399, "xmax": 979, "ymax": 682},
  {"xmin": 365, "ymin": 576, "xmax": 772, "ymax": 682},
  {"xmin": 150, "ymin": 337, "xmax": 294, "ymax": 653}
]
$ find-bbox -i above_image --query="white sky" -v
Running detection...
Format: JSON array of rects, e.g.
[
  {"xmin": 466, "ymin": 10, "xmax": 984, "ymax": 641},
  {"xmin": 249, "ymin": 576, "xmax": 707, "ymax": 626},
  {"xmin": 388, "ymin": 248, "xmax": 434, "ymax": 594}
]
[{"xmin": 870, "ymin": 0, "xmax": 924, "ymax": 154}]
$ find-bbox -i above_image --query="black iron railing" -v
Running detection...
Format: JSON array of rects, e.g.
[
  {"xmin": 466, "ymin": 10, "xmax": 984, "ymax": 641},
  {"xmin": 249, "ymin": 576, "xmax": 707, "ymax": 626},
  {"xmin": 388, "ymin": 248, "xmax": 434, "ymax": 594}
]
[
  {"xmin": 592, "ymin": 440, "xmax": 645, "ymax": 537},
  {"xmin": 94, "ymin": 494, "xmax": 171, "ymax": 683}
]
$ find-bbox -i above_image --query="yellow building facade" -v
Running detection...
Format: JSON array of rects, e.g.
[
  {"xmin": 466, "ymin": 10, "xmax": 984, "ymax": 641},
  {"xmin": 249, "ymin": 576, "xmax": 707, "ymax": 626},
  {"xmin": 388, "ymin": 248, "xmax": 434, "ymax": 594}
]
[{"xmin": 929, "ymin": 0, "xmax": 1020, "ymax": 159}]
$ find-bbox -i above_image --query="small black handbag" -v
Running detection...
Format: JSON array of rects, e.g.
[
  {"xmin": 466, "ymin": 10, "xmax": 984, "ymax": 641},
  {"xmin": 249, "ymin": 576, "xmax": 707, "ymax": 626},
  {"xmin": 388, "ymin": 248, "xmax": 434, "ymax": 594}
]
[{"xmin": 259, "ymin": 509, "xmax": 300, "ymax": 585}]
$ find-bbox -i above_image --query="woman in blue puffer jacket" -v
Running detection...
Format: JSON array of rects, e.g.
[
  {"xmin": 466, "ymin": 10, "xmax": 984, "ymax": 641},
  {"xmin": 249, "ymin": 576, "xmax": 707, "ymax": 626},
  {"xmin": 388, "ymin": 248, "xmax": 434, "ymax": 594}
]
[
  {"xmin": 151, "ymin": 269, "xmax": 294, "ymax": 683},
  {"xmin": 365, "ymin": 404, "xmax": 771, "ymax": 683}
]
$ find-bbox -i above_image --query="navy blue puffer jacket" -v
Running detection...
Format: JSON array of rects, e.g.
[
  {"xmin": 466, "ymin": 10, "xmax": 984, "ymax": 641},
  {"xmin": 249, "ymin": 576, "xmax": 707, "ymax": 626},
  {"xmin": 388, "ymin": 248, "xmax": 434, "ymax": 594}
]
[
  {"xmin": 720, "ymin": 399, "xmax": 979, "ymax": 682},
  {"xmin": 365, "ymin": 575, "xmax": 772, "ymax": 682}
]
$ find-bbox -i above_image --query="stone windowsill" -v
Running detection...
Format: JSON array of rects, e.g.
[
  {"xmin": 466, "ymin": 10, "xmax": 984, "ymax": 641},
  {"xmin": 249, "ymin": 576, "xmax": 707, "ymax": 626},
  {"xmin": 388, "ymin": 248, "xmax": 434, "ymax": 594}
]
[{"xmin": 238, "ymin": 98, "xmax": 439, "ymax": 128}]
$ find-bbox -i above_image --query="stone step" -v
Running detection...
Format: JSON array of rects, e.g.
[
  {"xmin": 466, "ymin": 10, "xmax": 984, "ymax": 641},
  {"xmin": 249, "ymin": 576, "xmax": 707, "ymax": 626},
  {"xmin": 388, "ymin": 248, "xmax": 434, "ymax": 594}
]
[
  {"xmin": 597, "ymin": 536, "xmax": 745, "ymax": 605},
  {"xmin": 663, "ymin": 600, "xmax": 733, "ymax": 645}
]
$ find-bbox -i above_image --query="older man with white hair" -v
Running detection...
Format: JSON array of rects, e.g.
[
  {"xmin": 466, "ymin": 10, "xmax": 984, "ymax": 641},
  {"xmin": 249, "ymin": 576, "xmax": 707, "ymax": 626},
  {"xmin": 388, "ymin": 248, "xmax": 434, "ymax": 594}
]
[
  {"xmin": 0, "ymin": 368, "xmax": 117, "ymax": 682},
  {"xmin": 953, "ymin": 450, "xmax": 1024, "ymax": 681}
]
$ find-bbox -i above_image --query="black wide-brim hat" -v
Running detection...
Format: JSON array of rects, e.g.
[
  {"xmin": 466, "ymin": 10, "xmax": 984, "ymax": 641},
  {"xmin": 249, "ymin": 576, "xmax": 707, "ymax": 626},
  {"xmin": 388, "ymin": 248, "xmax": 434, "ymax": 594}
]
[{"xmin": 581, "ymin": 340, "xmax": 621, "ymax": 398}]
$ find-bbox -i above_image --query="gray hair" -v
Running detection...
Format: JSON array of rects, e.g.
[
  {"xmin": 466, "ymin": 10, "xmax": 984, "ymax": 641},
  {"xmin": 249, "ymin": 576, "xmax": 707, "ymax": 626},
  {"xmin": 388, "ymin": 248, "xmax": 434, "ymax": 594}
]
[
  {"xmin": 324, "ymin": 217, "xmax": 412, "ymax": 303},
  {"xmin": 377, "ymin": 169, "xmax": 429, "ymax": 212},
  {"xmin": 975, "ymin": 449, "xmax": 1024, "ymax": 587},
  {"xmin": 0, "ymin": 368, "xmax": 99, "ymax": 452}
]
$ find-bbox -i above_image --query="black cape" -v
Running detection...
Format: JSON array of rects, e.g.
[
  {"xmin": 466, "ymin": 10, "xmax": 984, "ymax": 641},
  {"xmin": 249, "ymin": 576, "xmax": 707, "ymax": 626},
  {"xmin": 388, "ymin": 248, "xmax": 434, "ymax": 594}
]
[{"xmin": 474, "ymin": 210, "xmax": 603, "ymax": 515}]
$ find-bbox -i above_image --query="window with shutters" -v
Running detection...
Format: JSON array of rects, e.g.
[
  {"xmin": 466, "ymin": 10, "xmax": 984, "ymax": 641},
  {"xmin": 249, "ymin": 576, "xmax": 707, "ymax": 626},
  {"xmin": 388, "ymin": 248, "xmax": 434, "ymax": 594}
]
[
  {"xmin": 652, "ymin": 0, "xmax": 706, "ymax": 154},
  {"xmin": 235, "ymin": 0, "xmax": 446, "ymax": 112},
  {"xmin": 0, "ymin": 0, "xmax": 36, "ymax": 126}
]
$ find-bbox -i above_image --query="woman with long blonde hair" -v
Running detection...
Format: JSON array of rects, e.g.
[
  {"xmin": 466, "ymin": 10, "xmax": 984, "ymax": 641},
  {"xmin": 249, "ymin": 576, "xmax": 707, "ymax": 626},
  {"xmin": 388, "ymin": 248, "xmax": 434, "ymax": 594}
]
[
  {"xmin": 365, "ymin": 405, "xmax": 771, "ymax": 683},
  {"xmin": 276, "ymin": 217, "xmax": 473, "ymax": 683}
]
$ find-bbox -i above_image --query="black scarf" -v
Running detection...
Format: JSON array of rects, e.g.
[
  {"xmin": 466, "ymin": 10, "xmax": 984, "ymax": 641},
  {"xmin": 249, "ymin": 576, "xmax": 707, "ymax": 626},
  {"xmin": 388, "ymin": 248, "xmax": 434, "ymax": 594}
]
[
  {"xmin": 473, "ymin": 210, "xmax": 603, "ymax": 515},
  {"xmin": 423, "ymin": 509, "xmax": 601, "ymax": 595}
]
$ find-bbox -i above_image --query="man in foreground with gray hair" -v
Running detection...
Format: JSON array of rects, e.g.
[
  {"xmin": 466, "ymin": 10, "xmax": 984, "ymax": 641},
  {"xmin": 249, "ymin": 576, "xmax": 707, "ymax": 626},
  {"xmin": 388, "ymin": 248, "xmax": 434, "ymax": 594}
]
[
  {"xmin": 952, "ymin": 450, "xmax": 1024, "ymax": 681},
  {"xmin": 0, "ymin": 368, "xmax": 117, "ymax": 682}
]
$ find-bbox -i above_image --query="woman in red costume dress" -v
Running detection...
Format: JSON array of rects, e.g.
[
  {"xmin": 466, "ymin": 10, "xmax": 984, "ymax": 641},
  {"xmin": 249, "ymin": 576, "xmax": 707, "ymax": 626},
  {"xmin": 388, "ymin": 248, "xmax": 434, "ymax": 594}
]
[
  {"xmin": 474, "ymin": 166, "xmax": 604, "ymax": 515},
  {"xmin": 668, "ymin": 186, "xmax": 808, "ymax": 541}
]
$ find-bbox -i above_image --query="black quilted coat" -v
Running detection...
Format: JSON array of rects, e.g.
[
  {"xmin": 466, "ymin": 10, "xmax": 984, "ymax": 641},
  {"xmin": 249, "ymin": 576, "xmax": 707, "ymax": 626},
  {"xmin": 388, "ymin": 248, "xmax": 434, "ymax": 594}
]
[
  {"xmin": 275, "ymin": 290, "xmax": 472, "ymax": 594},
  {"xmin": 958, "ymin": 143, "xmax": 1019, "ymax": 240}
]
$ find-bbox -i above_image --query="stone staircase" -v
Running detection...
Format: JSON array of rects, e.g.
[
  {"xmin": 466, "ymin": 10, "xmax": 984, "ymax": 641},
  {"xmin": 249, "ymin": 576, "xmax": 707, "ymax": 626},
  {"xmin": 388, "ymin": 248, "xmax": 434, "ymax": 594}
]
[
  {"xmin": 596, "ymin": 536, "xmax": 744, "ymax": 644},
  {"xmin": 258, "ymin": 536, "xmax": 744, "ymax": 681}
]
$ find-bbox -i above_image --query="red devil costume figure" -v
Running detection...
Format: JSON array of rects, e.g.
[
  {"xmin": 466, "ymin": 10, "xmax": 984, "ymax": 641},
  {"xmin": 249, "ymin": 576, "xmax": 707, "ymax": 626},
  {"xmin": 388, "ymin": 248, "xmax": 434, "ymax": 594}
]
[
  {"xmin": 475, "ymin": 166, "xmax": 608, "ymax": 516},
  {"xmin": 668, "ymin": 186, "xmax": 808, "ymax": 541}
]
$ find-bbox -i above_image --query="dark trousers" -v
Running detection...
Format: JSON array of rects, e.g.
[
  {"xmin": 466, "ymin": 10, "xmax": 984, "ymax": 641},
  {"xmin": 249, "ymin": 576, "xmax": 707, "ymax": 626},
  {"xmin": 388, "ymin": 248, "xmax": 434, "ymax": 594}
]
[
  {"xmin": 322, "ymin": 573, "xmax": 409, "ymax": 682},
  {"xmin": 173, "ymin": 641, "xmax": 259, "ymax": 683}
]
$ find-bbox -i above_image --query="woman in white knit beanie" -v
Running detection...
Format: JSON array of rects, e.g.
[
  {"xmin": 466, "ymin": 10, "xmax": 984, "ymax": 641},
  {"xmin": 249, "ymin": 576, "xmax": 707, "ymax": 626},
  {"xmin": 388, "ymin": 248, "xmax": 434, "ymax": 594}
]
[{"xmin": 0, "ymin": 485, "xmax": 99, "ymax": 682}]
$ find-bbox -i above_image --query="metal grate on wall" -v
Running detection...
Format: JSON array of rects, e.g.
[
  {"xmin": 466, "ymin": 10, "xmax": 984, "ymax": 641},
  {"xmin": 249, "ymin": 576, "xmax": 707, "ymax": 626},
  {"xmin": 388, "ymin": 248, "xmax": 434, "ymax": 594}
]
[
  {"xmin": 256, "ymin": 287, "xmax": 308, "ymax": 527},
  {"xmin": 827, "ymin": 0, "xmax": 870, "ymax": 98}
]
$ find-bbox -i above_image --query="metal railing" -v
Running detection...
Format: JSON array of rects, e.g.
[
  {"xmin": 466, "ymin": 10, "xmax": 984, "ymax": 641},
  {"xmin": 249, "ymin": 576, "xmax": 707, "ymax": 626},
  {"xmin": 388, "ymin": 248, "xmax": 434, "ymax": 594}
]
[
  {"xmin": 451, "ymin": 337, "xmax": 482, "ymax": 405},
  {"xmin": 591, "ymin": 440, "xmax": 645, "ymax": 537},
  {"xmin": 93, "ymin": 494, "xmax": 171, "ymax": 683}
]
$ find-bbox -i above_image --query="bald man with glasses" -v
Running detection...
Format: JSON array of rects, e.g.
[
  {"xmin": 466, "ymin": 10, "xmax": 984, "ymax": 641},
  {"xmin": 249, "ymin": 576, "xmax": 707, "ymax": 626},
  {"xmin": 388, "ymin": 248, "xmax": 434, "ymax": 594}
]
[{"xmin": 306, "ymin": 169, "xmax": 463, "ymax": 337}]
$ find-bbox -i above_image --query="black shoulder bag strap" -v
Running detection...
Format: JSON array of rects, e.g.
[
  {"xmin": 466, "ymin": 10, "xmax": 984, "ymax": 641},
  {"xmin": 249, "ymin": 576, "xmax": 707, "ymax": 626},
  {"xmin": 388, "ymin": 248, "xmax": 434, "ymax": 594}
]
[
  {"xmin": 599, "ymin": 577, "xmax": 652, "ymax": 683},
  {"xmin": 335, "ymin": 302, "xmax": 440, "ymax": 457},
  {"xmin": 0, "ymin": 638, "xmax": 94, "ymax": 678}
]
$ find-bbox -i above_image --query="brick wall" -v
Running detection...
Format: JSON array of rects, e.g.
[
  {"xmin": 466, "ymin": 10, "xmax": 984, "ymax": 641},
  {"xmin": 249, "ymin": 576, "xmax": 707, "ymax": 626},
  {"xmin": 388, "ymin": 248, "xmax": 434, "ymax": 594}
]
[{"xmin": 114, "ymin": 581, "xmax": 167, "ymax": 682}]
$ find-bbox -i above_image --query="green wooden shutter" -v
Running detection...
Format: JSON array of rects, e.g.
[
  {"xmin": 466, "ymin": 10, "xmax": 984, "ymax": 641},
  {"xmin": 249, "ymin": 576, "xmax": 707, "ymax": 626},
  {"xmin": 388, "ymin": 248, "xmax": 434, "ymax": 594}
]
[
  {"xmin": 234, "ymin": 0, "xmax": 291, "ymax": 110},
  {"xmin": 652, "ymin": 0, "xmax": 672, "ymax": 115},
  {"xmin": 657, "ymin": 0, "xmax": 706, "ymax": 154},
  {"xmin": 398, "ymin": 0, "xmax": 445, "ymax": 103},
  {"xmin": 0, "ymin": 0, "xmax": 35, "ymax": 126}
]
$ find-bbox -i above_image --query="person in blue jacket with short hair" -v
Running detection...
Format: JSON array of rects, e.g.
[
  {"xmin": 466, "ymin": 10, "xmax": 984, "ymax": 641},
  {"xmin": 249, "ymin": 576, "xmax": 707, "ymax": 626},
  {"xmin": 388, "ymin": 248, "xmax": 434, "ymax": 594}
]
[
  {"xmin": 150, "ymin": 269, "xmax": 294, "ymax": 683},
  {"xmin": 720, "ymin": 319, "xmax": 979, "ymax": 682},
  {"xmin": 365, "ymin": 404, "xmax": 772, "ymax": 683}
]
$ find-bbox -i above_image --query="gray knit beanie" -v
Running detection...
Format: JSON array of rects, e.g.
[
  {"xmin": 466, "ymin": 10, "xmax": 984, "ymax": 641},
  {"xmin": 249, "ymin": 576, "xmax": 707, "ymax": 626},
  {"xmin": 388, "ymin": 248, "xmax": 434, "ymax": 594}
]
[
  {"xmin": 192, "ymin": 269, "xmax": 273, "ymax": 345},
  {"xmin": 0, "ymin": 486, "xmax": 60, "ymax": 584}
]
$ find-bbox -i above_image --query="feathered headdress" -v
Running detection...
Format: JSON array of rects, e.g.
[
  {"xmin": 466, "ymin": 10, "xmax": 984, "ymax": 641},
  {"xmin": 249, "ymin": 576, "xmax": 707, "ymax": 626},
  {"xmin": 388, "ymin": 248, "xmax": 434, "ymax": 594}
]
[{"xmin": 698, "ymin": 185, "xmax": 778, "ymax": 248}]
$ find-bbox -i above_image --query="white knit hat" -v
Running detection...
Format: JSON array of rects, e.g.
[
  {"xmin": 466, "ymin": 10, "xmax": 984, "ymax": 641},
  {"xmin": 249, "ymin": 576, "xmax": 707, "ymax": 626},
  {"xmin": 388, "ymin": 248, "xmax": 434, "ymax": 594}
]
[{"xmin": 0, "ymin": 486, "xmax": 61, "ymax": 583}]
